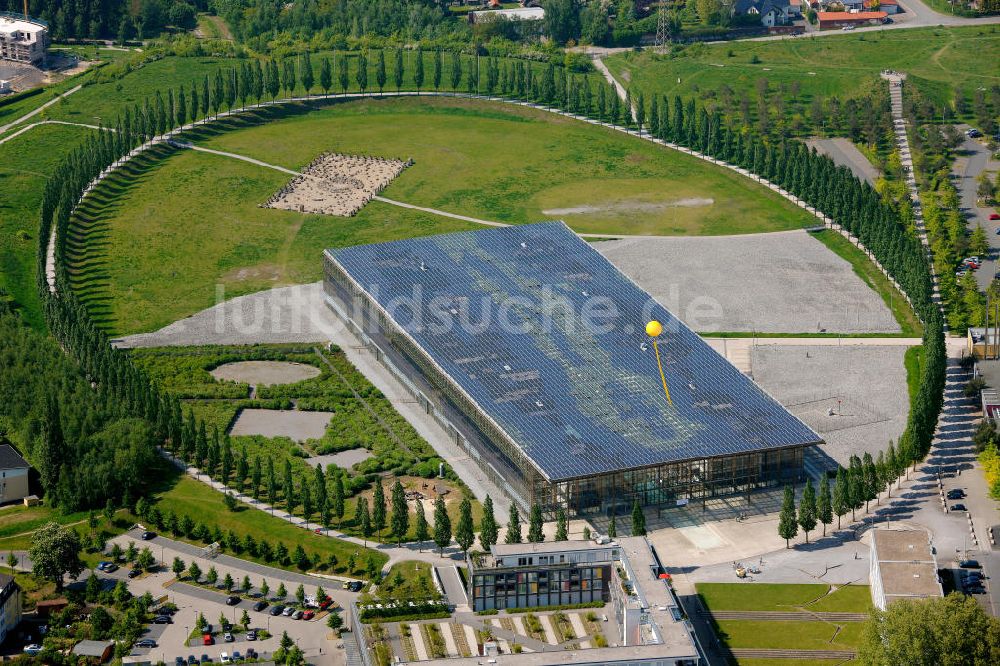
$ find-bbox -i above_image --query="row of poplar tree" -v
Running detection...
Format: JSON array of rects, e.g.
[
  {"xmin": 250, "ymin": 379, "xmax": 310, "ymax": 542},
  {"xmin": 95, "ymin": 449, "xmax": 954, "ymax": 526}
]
[
  {"xmin": 36, "ymin": 50, "xmax": 944, "ymax": 534},
  {"xmin": 778, "ymin": 445, "xmax": 914, "ymax": 548}
]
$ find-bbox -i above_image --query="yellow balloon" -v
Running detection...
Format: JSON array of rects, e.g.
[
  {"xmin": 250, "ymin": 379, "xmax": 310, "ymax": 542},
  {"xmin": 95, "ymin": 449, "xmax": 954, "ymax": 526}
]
[{"xmin": 646, "ymin": 320, "xmax": 663, "ymax": 337}]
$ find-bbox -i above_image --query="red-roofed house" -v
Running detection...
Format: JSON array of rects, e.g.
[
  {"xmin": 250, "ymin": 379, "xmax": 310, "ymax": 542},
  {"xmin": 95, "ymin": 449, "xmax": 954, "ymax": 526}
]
[{"xmin": 817, "ymin": 10, "xmax": 887, "ymax": 28}]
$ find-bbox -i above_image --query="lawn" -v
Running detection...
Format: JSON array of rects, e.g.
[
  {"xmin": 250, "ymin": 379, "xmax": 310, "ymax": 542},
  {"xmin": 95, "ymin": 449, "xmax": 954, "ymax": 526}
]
[
  {"xmin": 811, "ymin": 229, "xmax": 923, "ymax": 337},
  {"xmin": 904, "ymin": 345, "xmax": 925, "ymax": 405},
  {"xmin": 605, "ymin": 26, "xmax": 1000, "ymax": 121},
  {"xmin": 73, "ymin": 96, "xmax": 814, "ymax": 335},
  {"xmin": 0, "ymin": 123, "xmax": 96, "ymax": 328},
  {"xmin": 697, "ymin": 583, "xmax": 830, "ymax": 611},
  {"xmin": 714, "ymin": 619, "xmax": 861, "ymax": 651},
  {"xmin": 380, "ymin": 560, "xmax": 439, "ymax": 600},
  {"xmin": 805, "ymin": 584, "xmax": 873, "ymax": 613},
  {"xmin": 153, "ymin": 474, "xmax": 388, "ymax": 573},
  {"xmin": 0, "ymin": 504, "xmax": 92, "ymax": 551}
]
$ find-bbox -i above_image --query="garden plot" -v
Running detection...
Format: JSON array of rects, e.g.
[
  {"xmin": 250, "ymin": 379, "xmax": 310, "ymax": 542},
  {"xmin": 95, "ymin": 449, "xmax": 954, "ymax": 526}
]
[
  {"xmin": 210, "ymin": 360, "xmax": 320, "ymax": 385},
  {"xmin": 229, "ymin": 408, "xmax": 332, "ymax": 442},
  {"xmin": 597, "ymin": 230, "xmax": 899, "ymax": 334},
  {"xmin": 750, "ymin": 345, "xmax": 909, "ymax": 465},
  {"xmin": 263, "ymin": 152, "xmax": 410, "ymax": 217}
]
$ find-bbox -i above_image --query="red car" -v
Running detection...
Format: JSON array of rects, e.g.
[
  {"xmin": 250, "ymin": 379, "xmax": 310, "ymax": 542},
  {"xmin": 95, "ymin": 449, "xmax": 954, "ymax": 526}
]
[
  {"xmin": 991, "ymin": 213, "xmax": 1000, "ymax": 220},
  {"xmin": 318, "ymin": 599, "xmax": 332, "ymax": 610},
  {"xmin": 202, "ymin": 635, "xmax": 213, "ymax": 646},
  {"xmin": 302, "ymin": 611, "xmax": 315, "ymax": 621}
]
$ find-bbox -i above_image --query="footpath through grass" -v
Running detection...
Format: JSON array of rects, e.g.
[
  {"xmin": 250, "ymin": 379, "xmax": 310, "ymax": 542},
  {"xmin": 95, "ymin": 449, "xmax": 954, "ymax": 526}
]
[
  {"xmin": 154, "ymin": 475, "xmax": 388, "ymax": 575},
  {"xmin": 74, "ymin": 96, "xmax": 815, "ymax": 335},
  {"xmin": 811, "ymin": 229, "xmax": 922, "ymax": 337}
]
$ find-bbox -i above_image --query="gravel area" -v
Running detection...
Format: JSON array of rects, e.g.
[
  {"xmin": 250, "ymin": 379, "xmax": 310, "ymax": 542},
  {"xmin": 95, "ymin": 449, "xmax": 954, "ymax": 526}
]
[
  {"xmin": 229, "ymin": 408, "xmax": 332, "ymax": 442},
  {"xmin": 750, "ymin": 344, "xmax": 910, "ymax": 466},
  {"xmin": 305, "ymin": 449, "xmax": 373, "ymax": 470},
  {"xmin": 112, "ymin": 282, "xmax": 345, "ymax": 348},
  {"xmin": 210, "ymin": 360, "xmax": 320, "ymax": 385},
  {"xmin": 596, "ymin": 230, "xmax": 899, "ymax": 334},
  {"xmin": 805, "ymin": 137, "xmax": 881, "ymax": 186}
]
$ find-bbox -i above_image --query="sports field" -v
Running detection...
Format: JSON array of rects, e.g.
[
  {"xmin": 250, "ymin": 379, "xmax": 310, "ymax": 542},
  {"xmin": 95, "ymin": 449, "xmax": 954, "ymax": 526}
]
[
  {"xmin": 606, "ymin": 26, "xmax": 1000, "ymax": 115},
  {"xmin": 70, "ymin": 96, "xmax": 816, "ymax": 335}
]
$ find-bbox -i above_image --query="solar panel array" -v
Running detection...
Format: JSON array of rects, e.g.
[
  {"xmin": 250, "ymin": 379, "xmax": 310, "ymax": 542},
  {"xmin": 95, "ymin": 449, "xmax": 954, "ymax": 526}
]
[{"xmin": 328, "ymin": 222, "xmax": 822, "ymax": 482}]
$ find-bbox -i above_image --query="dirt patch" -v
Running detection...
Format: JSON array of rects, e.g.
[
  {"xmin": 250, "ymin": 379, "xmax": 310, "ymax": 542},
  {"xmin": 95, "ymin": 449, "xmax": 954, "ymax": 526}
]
[
  {"xmin": 221, "ymin": 264, "xmax": 283, "ymax": 283},
  {"xmin": 543, "ymin": 198, "xmax": 714, "ymax": 216},
  {"xmin": 211, "ymin": 360, "xmax": 320, "ymax": 386},
  {"xmin": 229, "ymin": 408, "xmax": 332, "ymax": 442},
  {"xmin": 305, "ymin": 449, "xmax": 373, "ymax": 470}
]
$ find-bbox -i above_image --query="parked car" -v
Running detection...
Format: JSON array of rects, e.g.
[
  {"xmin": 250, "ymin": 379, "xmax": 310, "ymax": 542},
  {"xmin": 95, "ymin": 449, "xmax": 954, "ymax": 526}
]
[
  {"xmin": 252, "ymin": 601, "xmax": 267, "ymax": 612},
  {"xmin": 224, "ymin": 632, "xmax": 234, "ymax": 643},
  {"xmin": 282, "ymin": 606, "xmax": 295, "ymax": 617},
  {"xmin": 202, "ymin": 634, "xmax": 213, "ymax": 646},
  {"xmin": 302, "ymin": 610, "xmax": 315, "ymax": 621},
  {"xmin": 947, "ymin": 489, "xmax": 966, "ymax": 499},
  {"xmin": 200, "ymin": 655, "xmax": 211, "ymax": 663},
  {"xmin": 347, "ymin": 581, "xmax": 363, "ymax": 592},
  {"xmin": 226, "ymin": 596, "xmax": 240, "ymax": 606},
  {"xmin": 269, "ymin": 605, "xmax": 285, "ymax": 616},
  {"xmin": 881, "ymin": 16, "xmax": 893, "ymax": 23},
  {"xmin": 292, "ymin": 610, "xmax": 304, "ymax": 620},
  {"xmin": 960, "ymin": 559, "xmax": 982, "ymax": 569},
  {"xmin": 318, "ymin": 599, "xmax": 333, "ymax": 610},
  {"xmin": 187, "ymin": 656, "xmax": 198, "ymax": 665},
  {"xmin": 246, "ymin": 631, "xmax": 257, "ymax": 641},
  {"xmin": 23, "ymin": 645, "xmax": 42, "ymax": 656},
  {"xmin": 841, "ymin": 25, "xmax": 855, "ymax": 30},
  {"xmin": 141, "ymin": 531, "xmax": 156, "ymax": 540},
  {"xmin": 232, "ymin": 652, "xmax": 242, "ymax": 662},
  {"xmin": 175, "ymin": 658, "xmax": 186, "ymax": 666},
  {"xmin": 135, "ymin": 639, "xmax": 157, "ymax": 648},
  {"xmin": 990, "ymin": 212, "xmax": 1000, "ymax": 220},
  {"xmin": 952, "ymin": 503, "xmax": 967, "ymax": 512},
  {"xmin": 245, "ymin": 648, "xmax": 257, "ymax": 659},
  {"xmin": 153, "ymin": 615, "xmax": 172, "ymax": 624},
  {"xmin": 220, "ymin": 653, "xmax": 231, "ymax": 664},
  {"xmin": 204, "ymin": 624, "xmax": 213, "ymax": 635},
  {"xmin": 98, "ymin": 562, "xmax": 118, "ymax": 573},
  {"xmin": 967, "ymin": 128, "xmax": 983, "ymax": 138},
  {"xmin": 128, "ymin": 568, "xmax": 142, "ymax": 579}
]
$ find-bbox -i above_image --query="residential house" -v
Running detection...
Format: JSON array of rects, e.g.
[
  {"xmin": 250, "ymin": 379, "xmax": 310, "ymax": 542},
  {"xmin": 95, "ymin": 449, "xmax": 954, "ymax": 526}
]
[
  {"xmin": 733, "ymin": 0, "xmax": 793, "ymax": 26},
  {"xmin": 0, "ymin": 574, "xmax": 21, "ymax": 647},
  {"xmin": 865, "ymin": 0, "xmax": 900, "ymax": 13},
  {"xmin": 0, "ymin": 443, "xmax": 30, "ymax": 504}
]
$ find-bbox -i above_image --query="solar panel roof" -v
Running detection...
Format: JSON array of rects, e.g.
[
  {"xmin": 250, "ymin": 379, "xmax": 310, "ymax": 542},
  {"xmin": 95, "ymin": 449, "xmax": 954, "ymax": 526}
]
[{"xmin": 327, "ymin": 222, "xmax": 821, "ymax": 482}]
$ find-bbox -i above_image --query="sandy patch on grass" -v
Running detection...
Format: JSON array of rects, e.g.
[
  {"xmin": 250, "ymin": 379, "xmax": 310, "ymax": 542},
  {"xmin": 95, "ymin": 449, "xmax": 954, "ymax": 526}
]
[
  {"xmin": 229, "ymin": 408, "xmax": 332, "ymax": 441},
  {"xmin": 211, "ymin": 360, "xmax": 320, "ymax": 386}
]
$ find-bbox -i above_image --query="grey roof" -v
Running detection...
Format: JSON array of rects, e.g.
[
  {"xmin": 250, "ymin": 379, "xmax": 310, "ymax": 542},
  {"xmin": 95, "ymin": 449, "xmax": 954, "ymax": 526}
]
[
  {"xmin": 72, "ymin": 640, "xmax": 114, "ymax": 657},
  {"xmin": 490, "ymin": 540, "xmax": 611, "ymax": 556},
  {"xmin": 327, "ymin": 222, "xmax": 821, "ymax": 482},
  {"xmin": 735, "ymin": 0, "xmax": 789, "ymax": 12},
  {"xmin": 0, "ymin": 444, "xmax": 28, "ymax": 470}
]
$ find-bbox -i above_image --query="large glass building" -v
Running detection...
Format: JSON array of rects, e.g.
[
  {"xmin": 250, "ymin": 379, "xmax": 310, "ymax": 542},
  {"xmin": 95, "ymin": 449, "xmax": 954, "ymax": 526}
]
[{"xmin": 324, "ymin": 222, "xmax": 821, "ymax": 517}]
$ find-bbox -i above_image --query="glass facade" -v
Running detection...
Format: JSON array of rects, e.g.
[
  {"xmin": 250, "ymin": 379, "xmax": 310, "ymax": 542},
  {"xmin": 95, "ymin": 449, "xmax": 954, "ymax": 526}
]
[
  {"xmin": 325, "ymin": 257, "xmax": 807, "ymax": 519},
  {"xmin": 471, "ymin": 564, "xmax": 610, "ymax": 612}
]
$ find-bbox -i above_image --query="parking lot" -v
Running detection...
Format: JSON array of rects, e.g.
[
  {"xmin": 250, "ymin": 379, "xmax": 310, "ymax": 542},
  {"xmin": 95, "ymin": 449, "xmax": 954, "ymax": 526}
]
[{"xmin": 102, "ymin": 530, "xmax": 357, "ymax": 665}]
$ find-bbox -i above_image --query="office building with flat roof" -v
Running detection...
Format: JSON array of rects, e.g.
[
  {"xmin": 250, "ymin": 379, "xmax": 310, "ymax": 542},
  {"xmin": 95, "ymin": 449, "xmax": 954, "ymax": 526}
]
[{"xmin": 869, "ymin": 528, "xmax": 943, "ymax": 610}]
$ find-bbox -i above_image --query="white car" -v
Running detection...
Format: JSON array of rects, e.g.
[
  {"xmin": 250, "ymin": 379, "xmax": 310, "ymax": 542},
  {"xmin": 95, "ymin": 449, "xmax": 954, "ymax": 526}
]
[
  {"xmin": 220, "ymin": 653, "xmax": 231, "ymax": 664},
  {"xmin": 23, "ymin": 645, "xmax": 43, "ymax": 656},
  {"xmin": 842, "ymin": 25, "xmax": 855, "ymax": 30}
]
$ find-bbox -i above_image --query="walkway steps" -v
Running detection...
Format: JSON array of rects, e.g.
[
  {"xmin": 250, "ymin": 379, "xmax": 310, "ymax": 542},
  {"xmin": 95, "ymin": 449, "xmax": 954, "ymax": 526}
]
[{"xmin": 702, "ymin": 610, "xmax": 867, "ymax": 621}]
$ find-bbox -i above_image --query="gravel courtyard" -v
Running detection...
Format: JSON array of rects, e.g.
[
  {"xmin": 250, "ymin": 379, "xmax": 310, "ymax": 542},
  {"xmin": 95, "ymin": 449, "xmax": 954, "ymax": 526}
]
[
  {"xmin": 596, "ymin": 230, "xmax": 899, "ymax": 334},
  {"xmin": 229, "ymin": 408, "xmax": 333, "ymax": 442},
  {"xmin": 750, "ymin": 344, "xmax": 911, "ymax": 466}
]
